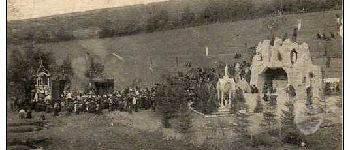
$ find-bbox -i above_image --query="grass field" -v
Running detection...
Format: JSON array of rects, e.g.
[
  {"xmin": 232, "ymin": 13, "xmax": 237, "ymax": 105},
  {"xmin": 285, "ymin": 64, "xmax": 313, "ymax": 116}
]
[
  {"xmin": 7, "ymin": 111, "xmax": 199, "ymax": 150},
  {"xmin": 7, "ymin": 95, "xmax": 342, "ymax": 150}
]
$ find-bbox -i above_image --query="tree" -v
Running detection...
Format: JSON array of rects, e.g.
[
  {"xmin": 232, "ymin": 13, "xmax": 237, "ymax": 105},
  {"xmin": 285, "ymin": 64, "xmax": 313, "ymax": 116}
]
[
  {"xmin": 85, "ymin": 56, "xmax": 104, "ymax": 79},
  {"xmin": 286, "ymin": 85, "xmax": 296, "ymax": 99},
  {"xmin": 232, "ymin": 100, "xmax": 251, "ymax": 147},
  {"xmin": 259, "ymin": 94, "xmax": 278, "ymax": 136},
  {"xmin": 7, "ymin": 48, "xmax": 27, "ymax": 105},
  {"xmin": 177, "ymin": 104, "xmax": 193, "ymax": 133},
  {"xmin": 56, "ymin": 27, "xmax": 75, "ymax": 41},
  {"xmin": 146, "ymin": 10, "xmax": 169, "ymax": 32},
  {"xmin": 231, "ymin": 87, "xmax": 246, "ymax": 113},
  {"xmin": 7, "ymin": 42, "xmax": 57, "ymax": 108},
  {"xmin": 180, "ymin": 7, "xmax": 195, "ymax": 27},
  {"xmin": 155, "ymin": 76, "xmax": 188, "ymax": 128},
  {"xmin": 99, "ymin": 19, "xmax": 115, "ymax": 38},
  {"xmin": 57, "ymin": 54, "xmax": 74, "ymax": 82},
  {"xmin": 254, "ymin": 95, "xmax": 263, "ymax": 113},
  {"xmin": 193, "ymin": 82, "xmax": 218, "ymax": 114},
  {"xmin": 281, "ymin": 101, "xmax": 296, "ymax": 129},
  {"xmin": 280, "ymin": 100, "xmax": 304, "ymax": 145}
]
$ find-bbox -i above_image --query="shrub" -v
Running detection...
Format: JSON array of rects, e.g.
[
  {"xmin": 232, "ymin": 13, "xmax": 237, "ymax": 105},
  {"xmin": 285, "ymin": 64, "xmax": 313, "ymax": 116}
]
[
  {"xmin": 176, "ymin": 105, "xmax": 193, "ymax": 133},
  {"xmin": 251, "ymin": 132, "xmax": 281, "ymax": 147},
  {"xmin": 281, "ymin": 128, "xmax": 305, "ymax": 145},
  {"xmin": 254, "ymin": 95, "xmax": 263, "ymax": 113}
]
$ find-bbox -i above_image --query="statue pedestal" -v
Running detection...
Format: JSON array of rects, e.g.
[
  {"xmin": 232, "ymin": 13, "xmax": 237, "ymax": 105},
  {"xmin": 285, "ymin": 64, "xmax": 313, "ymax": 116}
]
[
  {"xmin": 214, "ymin": 106, "xmax": 230, "ymax": 115},
  {"xmin": 218, "ymin": 106, "xmax": 230, "ymax": 112}
]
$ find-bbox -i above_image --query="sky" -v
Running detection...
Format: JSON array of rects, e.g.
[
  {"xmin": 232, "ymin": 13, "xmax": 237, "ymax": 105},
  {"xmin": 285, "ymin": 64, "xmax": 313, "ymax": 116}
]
[{"xmin": 7, "ymin": 0, "xmax": 169, "ymax": 20}]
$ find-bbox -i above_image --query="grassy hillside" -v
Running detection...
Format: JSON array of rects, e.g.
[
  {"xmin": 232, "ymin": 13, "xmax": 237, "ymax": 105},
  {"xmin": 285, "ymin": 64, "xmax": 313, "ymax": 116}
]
[
  {"xmin": 7, "ymin": 0, "xmax": 341, "ymax": 44},
  {"xmin": 7, "ymin": 10, "xmax": 342, "ymax": 89}
]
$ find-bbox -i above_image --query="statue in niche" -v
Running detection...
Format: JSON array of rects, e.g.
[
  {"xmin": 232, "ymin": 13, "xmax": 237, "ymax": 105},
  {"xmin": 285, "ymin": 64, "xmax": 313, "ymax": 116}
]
[
  {"xmin": 277, "ymin": 52, "xmax": 282, "ymax": 61},
  {"xmin": 256, "ymin": 52, "xmax": 262, "ymax": 61},
  {"xmin": 290, "ymin": 49, "xmax": 298, "ymax": 65}
]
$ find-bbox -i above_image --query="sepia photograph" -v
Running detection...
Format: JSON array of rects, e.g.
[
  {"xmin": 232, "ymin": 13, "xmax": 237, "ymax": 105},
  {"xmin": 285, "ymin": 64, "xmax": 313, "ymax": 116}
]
[{"xmin": 6, "ymin": 0, "xmax": 343, "ymax": 149}]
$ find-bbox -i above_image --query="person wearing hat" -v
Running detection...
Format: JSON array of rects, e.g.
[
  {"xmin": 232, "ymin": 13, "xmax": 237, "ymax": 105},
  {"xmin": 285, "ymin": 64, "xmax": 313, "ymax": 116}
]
[
  {"xmin": 53, "ymin": 102, "xmax": 60, "ymax": 116},
  {"xmin": 133, "ymin": 93, "xmax": 138, "ymax": 112}
]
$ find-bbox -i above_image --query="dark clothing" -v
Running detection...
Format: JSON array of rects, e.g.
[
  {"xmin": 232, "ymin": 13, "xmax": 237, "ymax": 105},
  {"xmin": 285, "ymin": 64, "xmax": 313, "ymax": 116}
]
[{"xmin": 26, "ymin": 110, "xmax": 32, "ymax": 119}]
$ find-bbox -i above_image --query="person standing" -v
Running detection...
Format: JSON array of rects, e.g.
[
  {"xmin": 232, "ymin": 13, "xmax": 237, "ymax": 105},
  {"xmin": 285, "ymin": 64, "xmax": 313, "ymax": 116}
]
[
  {"xmin": 26, "ymin": 106, "xmax": 32, "ymax": 119},
  {"xmin": 53, "ymin": 102, "xmax": 60, "ymax": 116},
  {"xmin": 133, "ymin": 95, "xmax": 138, "ymax": 112},
  {"xmin": 66, "ymin": 91, "xmax": 72, "ymax": 102},
  {"xmin": 45, "ymin": 94, "xmax": 52, "ymax": 113},
  {"xmin": 19, "ymin": 109, "xmax": 26, "ymax": 119},
  {"xmin": 74, "ymin": 101, "xmax": 79, "ymax": 115}
]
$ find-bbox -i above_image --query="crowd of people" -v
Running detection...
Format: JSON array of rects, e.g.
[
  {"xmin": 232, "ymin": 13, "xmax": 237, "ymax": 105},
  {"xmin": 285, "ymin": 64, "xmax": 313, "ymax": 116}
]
[
  {"xmin": 15, "ymin": 62, "xmax": 258, "ymax": 119},
  {"xmin": 17, "ymin": 87, "xmax": 157, "ymax": 119},
  {"xmin": 63, "ymin": 87, "xmax": 156, "ymax": 115}
]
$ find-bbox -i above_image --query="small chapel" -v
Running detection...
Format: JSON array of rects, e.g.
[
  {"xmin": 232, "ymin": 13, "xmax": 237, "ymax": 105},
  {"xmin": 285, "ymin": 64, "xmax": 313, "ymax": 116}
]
[{"xmin": 33, "ymin": 60, "xmax": 52, "ymax": 103}]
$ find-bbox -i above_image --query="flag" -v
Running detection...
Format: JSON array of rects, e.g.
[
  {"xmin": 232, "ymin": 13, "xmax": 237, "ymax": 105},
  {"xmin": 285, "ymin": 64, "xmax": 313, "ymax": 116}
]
[
  {"xmin": 297, "ymin": 19, "xmax": 302, "ymax": 31},
  {"xmin": 112, "ymin": 53, "xmax": 124, "ymax": 61},
  {"xmin": 205, "ymin": 46, "xmax": 209, "ymax": 56}
]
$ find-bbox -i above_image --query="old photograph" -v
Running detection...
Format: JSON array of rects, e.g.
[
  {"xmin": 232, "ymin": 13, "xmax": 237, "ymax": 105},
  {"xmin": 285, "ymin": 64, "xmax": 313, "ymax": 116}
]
[{"xmin": 7, "ymin": 0, "xmax": 343, "ymax": 149}]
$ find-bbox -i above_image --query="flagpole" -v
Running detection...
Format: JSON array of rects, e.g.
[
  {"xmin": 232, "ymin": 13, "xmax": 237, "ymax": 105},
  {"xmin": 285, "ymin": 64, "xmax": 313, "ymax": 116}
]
[
  {"xmin": 149, "ymin": 57, "xmax": 154, "ymax": 87},
  {"xmin": 206, "ymin": 46, "xmax": 209, "ymax": 57}
]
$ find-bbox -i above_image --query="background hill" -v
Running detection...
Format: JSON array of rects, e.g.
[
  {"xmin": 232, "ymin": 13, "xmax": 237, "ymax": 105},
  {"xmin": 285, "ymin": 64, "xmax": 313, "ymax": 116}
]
[
  {"xmin": 7, "ymin": 0, "xmax": 341, "ymax": 44},
  {"xmin": 7, "ymin": 10, "xmax": 342, "ymax": 89}
]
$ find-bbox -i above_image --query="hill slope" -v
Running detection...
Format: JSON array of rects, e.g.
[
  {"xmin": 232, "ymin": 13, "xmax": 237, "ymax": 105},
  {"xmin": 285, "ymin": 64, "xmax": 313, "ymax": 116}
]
[
  {"xmin": 8, "ymin": 10, "xmax": 342, "ymax": 89},
  {"xmin": 7, "ymin": 0, "xmax": 341, "ymax": 44}
]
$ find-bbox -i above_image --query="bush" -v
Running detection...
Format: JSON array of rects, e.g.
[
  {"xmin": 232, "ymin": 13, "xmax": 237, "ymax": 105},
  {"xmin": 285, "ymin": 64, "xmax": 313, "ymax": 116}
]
[
  {"xmin": 162, "ymin": 113, "xmax": 172, "ymax": 128},
  {"xmin": 176, "ymin": 105, "xmax": 193, "ymax": 133},
  {"xmin": 281, "ymin": 128, "xmax": 305, "ymax": 145},
  {"xmin": 251, "ymin": 132, "xmax": 281, "ymax": 147},
  {"xmin": 253, "ymin": 95, "xmax": 263, "ymax": 113},
  {"xmin": 154, "ymin": 76, "xmax": 188, "ymax": 128},
  {"xmin": 230, "ymin": 88, "xmax": 246, "ymax": 113}
]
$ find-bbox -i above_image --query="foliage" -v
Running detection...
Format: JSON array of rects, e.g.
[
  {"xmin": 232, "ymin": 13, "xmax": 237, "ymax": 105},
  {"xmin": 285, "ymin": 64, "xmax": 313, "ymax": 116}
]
[
  {"xmin": 280, "ymin": 100, "xmax": 305, "ymax": 145},
  {"xmin": 177, "ymin": 104, "xmax": 193, "ymax": 133},
  {"xmin": 303, "ymin": 123, "xmax": 342, "ymax": 150},
  {"xmin": 146, "ymin": 10, "xmax": 169, "ymax": 32},
  {"xmin": 280, "ymin": 101, "xmax": 295, "ymax": 129},
  {"xmin": 58, "ymin": 54, "xmax": 74, "ymax": 81},
  {"xmin": 7, "ymin": 42, "xmax": 57, "ymax": 108},
  {"xmin": 9, "ymin": 0, "xmax": 342, "ymax": 43},
  {"xmin": 251, "ymin": 132, "xmax": 282, "ymax": 147},
  {"xmin": 56, "ymin": 27, "xmax": 75, "ymax": 41},
  {"xmin": 259, "ymin": 95, "xmax": 278, "ymax": 136},
  {"xmin": 286, "ymin": 85, "xmax": 296, "ymax": 98},
  {"xmin": 154, "ymin": 75, "xmax": 188, "ymax": 128},
  {"xmin": 182, "ymin": 67, "xmax": 218, "ymax": 114},
  {"xmin": 254, "ymin": 95, "xmax": 263, "ymax": 113},
  {"xmin": 235, "ymin": 113, "xmax": 250, "ymax": 138},
  {"xmin": 281, "ymin": 128, "xmax": 305, "ymax": 145},
  {"xmin": 85, "ymin": 56, "xmax": 104, "ymax": 79},
  {"xmin": 99, "ymin": 19, "xmax": 116, "ymax": 38},
  {"xmin": 180, "ymin": 7, "xmax": 195, "ymax": 27},
  {"xmin": 230, "ymin": 88, "xmax": 246, "ymax": 113},
  {"xmin": 192, "ymin": 83, "xmax": 218, "ymax": 114}
]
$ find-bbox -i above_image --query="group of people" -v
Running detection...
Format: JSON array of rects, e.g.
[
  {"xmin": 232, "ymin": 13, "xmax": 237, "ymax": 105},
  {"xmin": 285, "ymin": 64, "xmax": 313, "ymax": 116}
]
[
  {"xmin": 58, "ymin": 87, "xmax": 156, "ymax": 116},
  {"xmin": 16, "ymin": 62, "xmax": 258, "ymax": 119},
  {"xmin": 18, "ymin": 87, "xmax": 157, "ymax": 119}
]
